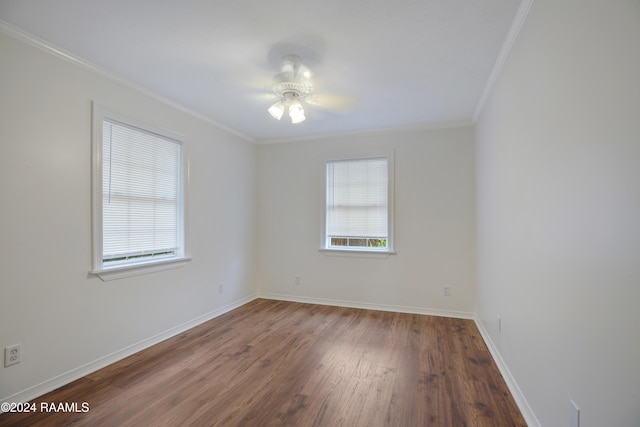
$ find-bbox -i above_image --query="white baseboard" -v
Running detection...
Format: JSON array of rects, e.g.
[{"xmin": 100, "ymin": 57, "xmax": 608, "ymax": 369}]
[
  {"xmin": 260, "ymin": 294, "xmax": 538, "ymax": 424},
  {"xmin": 3, "ymin": 292, "xmax": 537, "ymax": 427},
  {"xmin": 258, "ymin": 292, "xmax": 476, "ymax": 319},
  {"xmin": 474, "ymin": 317, "xmax": 540, "ymax": 427},
  {"xmin": 1, "ymin": 294, "xmax": 258, "ymax": 409}
]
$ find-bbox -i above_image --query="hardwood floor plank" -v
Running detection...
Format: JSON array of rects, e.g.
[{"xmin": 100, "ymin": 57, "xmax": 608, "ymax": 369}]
[{"xmin": 0, "ymin": 299, "xmax": 526, "ymax": 427}]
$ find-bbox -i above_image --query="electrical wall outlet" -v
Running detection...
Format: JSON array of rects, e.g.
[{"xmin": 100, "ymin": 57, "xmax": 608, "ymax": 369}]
[
  {"xmin": 218, "ymin": 282, "xmax": 224, "ymax": 294},
  {"xmin": 498, "ymin": 315, "xmax": 502, "ymax": 333},
  {"xmin": 443, "ymin": 286, "xmax": 451, "ymax": 296},
  {"xmin": 4, "ymin": 344, "xmax": 21, "ymax": 367},
  {"xmin": 294, "ymin": 275, "xmax": 301, "ymax": 285}
]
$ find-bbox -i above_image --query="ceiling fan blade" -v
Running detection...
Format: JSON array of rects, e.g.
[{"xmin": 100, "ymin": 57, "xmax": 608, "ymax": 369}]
[
  {"xmin": 305, "ymin": 93, "xmax": 357, "ymax": 112},
  {"xmin": 281, "ymin": 54, "xmax": 299, "ymax": 73},
  {"xmin": 240, "ymin": 84, "xmax": 279, "ymax": 105},
  {"xmin": 296, "ymin": 63, "xmax": 313, "ymax": 80}
]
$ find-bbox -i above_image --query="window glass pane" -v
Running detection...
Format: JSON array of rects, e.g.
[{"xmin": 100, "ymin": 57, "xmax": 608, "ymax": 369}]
[
  {"xmin": 102, "ymin": 119, "xmax": 181, "ymax": 263},
  {"xmin": 326, "ymin": 157, "xmax": 389, "ymax": 250}
]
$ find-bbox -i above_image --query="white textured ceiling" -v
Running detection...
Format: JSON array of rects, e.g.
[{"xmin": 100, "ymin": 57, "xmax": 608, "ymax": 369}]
[{"xmin": 0, "ymin": 0, "xmax": 522, "ymax": 142}]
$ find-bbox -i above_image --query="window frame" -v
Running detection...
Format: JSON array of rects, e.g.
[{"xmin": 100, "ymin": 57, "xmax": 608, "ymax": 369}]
[
  {"xmin": 90, "ymin": 103, "xmax": 190, "ymax": 280},
  {"xmin": 320, "ymin": 151, "xmax": 396, "ymax": 256}
]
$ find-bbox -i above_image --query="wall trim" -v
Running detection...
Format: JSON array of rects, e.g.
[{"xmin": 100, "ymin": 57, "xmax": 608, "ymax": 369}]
[
  {"xmin": 0, "ymin": 294, "xmax": 258, "ymax": 410},
  {"xmin": 472, "ymin": 0, "xmax": 534, "ymax": 122},
  {"xmin": 0, "ymin": 19, "xmax": 470, "ymax": 146},
  {"xmin": 474, "ymin": 316, "xmax": 540, "ymax": 427},
  {"xmin": 2, "ymin": 293, "xmax": 537, "ymax": 426},
  {"xmin": 0, "ymin": 19, "xmax": 255, "ymax": 144},
  {"xmin": 258, "ymin": 292, "xmax": 476, "ymax": 319},
  {"xmin": 257, "ymin": 120, "xmax": 474, "ymax": 145},
  {"xmin": 259, "ymin": 293, "xmax": 539, "ymax": 424}
]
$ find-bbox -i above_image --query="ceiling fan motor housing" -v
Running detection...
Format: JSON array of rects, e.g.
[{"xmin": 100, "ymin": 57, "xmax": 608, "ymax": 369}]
[
  {"xmin": 272, "ymin": 54, "xmax": 313, "ymax": 100},
  {"xmin": 272, "ymin": 81, "xmax": 311, "ymax": 100}
]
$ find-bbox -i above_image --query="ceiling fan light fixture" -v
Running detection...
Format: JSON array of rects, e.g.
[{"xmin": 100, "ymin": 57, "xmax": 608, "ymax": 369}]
[
  {"xmin": 268, "ymin": 101, "xmax": 285, "ymax": 120},
  {"xmin": 289, "ymin": 100, "xmax": 306, "ymax": 124},
  {"xmin": 268, "ymin": 55, "xmax": 314, "ymax": 124}
]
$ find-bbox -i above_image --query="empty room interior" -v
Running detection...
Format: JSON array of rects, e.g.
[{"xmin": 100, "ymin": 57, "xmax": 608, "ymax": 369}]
[{"xmin": 1, "ymin": 1, "xmax": 639, "ymax": 426}]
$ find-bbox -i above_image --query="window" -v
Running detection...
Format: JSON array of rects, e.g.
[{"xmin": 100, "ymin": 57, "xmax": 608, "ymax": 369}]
[
  {"xmin": 91, "ymin": 104, "xmax": 188, "ymax": 279},
  {"xmin": 322, "ymin": 153, "xmax": 394, "ymax": 253}
]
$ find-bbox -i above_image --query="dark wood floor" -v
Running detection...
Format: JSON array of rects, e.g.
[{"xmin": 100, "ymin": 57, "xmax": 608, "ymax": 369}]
[{"xmin": 0, "ymin": 299, "xmax": 526, "ymax": 426}]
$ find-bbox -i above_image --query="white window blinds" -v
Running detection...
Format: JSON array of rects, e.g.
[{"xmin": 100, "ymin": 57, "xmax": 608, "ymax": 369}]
[
  {"xmin": 102, "ymin": 119, "xmax": 181, "ymax": 264},
  {"xmin": 326, "ymin": 157, "xmax": 389, "ymax": 249}
]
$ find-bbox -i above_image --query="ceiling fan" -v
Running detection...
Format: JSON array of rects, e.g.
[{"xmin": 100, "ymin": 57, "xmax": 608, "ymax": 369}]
[{"xmin": 267, "ymin": 54, "xmax": 314, "ymax": 124}]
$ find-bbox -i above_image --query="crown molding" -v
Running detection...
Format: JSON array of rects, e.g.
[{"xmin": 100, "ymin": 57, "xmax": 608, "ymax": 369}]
[
  {"xmin": 1, "ymin": 0, "xmax": 533, "ymax": 146},
  {"xmin": 257, "ymin": 120, "xmax": 474, "ymax": 145},
  {"xmin": 472, "ymin": 0, "xmax": 535, "ymax": 122},
  {"xmin": 0, "ymin": 20, "xmax": 256, "ymax": 143}
]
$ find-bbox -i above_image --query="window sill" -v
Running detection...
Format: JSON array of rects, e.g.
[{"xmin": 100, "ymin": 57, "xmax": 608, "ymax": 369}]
[
  {"xmin": 319, "ymin": 248, "xmax": 396, "ymax": 259},
  {"xmin": 90, "ymin": 257, "xmax": 192, "ymax": 281}
]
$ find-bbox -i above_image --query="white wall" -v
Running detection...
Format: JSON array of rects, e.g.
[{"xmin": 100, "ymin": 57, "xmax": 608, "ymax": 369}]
[
  {"xmin": 256, "ymin": 127, "xmax": 476, "ymax": 315},
  {"xmin": 0, "ymin": 32, "xmax": 257, "ymax": 401},
  {"xmin": 475, "ymin": 1, "xmax": 640, "ymax": 426}
]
